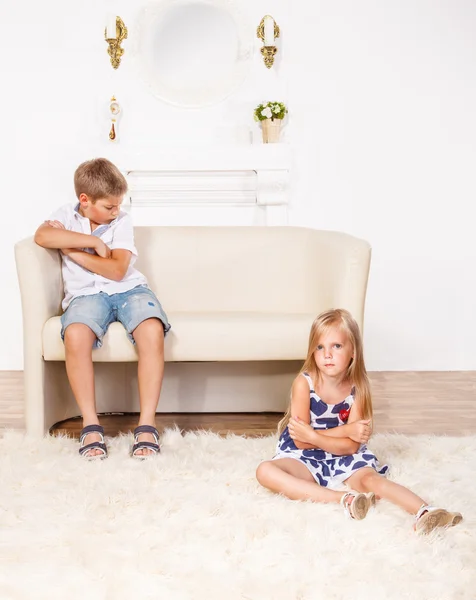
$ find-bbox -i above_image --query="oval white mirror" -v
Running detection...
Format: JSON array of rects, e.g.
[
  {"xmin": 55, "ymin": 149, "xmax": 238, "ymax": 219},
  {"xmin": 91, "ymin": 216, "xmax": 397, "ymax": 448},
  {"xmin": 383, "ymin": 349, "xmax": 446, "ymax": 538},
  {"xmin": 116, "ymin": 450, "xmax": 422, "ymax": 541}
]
[{"xmin": 134, "ymin": 0, "xmax": 253, "ymax": 108}]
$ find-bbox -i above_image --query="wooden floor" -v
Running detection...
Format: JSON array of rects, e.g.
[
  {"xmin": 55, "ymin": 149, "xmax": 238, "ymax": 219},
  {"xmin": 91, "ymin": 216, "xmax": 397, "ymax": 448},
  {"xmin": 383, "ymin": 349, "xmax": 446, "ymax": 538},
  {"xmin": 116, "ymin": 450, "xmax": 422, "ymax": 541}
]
[{"xmin": 1, "ymin": 371, "xmax": 475, "ymax": 437}]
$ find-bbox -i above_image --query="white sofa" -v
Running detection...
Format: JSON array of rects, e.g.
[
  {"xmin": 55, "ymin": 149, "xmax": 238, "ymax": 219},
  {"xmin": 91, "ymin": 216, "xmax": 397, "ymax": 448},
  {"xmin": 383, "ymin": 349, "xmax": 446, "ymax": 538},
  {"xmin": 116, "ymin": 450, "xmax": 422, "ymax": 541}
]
[{"xmin": 15, "ymin": 226, "xmax": 371, "ymax": 436}]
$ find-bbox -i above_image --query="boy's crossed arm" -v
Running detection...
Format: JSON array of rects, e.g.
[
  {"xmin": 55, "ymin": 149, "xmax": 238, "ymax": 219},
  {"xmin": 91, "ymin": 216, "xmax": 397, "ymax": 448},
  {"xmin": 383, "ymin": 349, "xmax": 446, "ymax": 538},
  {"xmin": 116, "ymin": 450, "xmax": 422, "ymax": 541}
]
[
  {"xmin": 34, "ymin": 221, "xmax": 131, "ymax": 282},
  {"xmin": 34, "ymin": 220, "xmax": 109, "ymax": 256},
  {"xmin": 62, "ymin": 248, "xmax": 132, "ymax": 282}
]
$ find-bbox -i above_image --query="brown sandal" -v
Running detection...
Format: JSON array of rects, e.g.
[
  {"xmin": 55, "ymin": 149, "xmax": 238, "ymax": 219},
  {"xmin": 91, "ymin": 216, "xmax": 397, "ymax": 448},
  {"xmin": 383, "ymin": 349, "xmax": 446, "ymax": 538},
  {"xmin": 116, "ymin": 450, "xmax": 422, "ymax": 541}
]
[
  {"xmin": 414, "ymin": 504, "xmax": 463, "ymax": 534},
  {"xmin": 341, "ymin": 491, "xmax": 375, "ymax": 520}
]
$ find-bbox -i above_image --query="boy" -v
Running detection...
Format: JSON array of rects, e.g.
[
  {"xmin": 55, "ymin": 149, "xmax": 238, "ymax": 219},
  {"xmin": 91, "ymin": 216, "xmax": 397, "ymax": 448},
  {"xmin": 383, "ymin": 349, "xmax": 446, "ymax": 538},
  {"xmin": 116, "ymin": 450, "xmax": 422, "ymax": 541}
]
[{"xmin": 34, "ymin": 158, "xmax": 170, "ymax": 459}]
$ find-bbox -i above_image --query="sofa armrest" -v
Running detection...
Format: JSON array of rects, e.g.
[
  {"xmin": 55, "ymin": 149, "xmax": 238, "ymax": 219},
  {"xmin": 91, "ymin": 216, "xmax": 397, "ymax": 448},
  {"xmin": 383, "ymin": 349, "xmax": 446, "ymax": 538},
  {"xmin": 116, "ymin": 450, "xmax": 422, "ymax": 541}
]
[
  {"xmin": 15, "ymin": 237, "xmax": 63, "ymax": 355},
  {"xmin": 307, "ymin": 230, "xmax": 371, "ymax": 331}
]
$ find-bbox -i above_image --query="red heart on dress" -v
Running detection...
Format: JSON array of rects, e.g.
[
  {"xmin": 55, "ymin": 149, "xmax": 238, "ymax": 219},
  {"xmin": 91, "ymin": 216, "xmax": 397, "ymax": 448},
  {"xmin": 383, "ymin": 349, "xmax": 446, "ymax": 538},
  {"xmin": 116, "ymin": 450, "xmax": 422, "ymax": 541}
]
[{"xmin": 339, "ymin": 409, "xmax": 350, "ymax": 422}]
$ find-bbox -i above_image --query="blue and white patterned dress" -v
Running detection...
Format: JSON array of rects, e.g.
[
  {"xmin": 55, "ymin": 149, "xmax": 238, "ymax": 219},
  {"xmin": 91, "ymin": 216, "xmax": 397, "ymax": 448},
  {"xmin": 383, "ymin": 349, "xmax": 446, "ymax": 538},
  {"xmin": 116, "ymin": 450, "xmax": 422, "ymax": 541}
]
[{"xmin": 273, "ymin": 373, "xmax": 388, "ymax": 489}]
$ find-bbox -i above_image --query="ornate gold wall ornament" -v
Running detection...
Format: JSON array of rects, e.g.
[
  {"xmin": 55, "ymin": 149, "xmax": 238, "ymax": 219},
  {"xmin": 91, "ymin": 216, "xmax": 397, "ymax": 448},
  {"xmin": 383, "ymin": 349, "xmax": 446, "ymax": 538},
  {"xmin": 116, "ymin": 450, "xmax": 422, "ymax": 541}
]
[
  {"xmin": 104, "ymin": 17, "xmax": 128, "ymax": 69},
  {"xmin": 260, "ymin": 46, "xmax": 277, "ymax": 69},
  {"xmin": 256, "ymin": 15, "xmax": 280, "ymax": 69}
]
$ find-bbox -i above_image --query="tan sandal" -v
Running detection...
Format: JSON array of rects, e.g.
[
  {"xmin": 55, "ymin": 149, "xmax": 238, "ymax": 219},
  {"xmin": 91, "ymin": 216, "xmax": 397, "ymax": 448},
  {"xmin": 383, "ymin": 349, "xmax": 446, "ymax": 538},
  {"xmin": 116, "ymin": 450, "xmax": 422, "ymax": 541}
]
[
  {"xmin": 414, "ymin": 504, "xmax": 463, "ymax": 535},
  {"xmin": 341, "ymin": 491, "xmax": 376, "ymax": 520}
]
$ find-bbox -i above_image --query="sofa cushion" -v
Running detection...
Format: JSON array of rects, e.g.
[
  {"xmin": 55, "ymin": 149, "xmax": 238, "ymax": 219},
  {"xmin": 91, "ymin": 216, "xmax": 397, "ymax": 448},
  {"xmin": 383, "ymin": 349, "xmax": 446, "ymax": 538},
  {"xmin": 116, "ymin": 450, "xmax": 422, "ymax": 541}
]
[{"xmin": 42, "ymin": 313, "xmax": 315, "ymax": 362}]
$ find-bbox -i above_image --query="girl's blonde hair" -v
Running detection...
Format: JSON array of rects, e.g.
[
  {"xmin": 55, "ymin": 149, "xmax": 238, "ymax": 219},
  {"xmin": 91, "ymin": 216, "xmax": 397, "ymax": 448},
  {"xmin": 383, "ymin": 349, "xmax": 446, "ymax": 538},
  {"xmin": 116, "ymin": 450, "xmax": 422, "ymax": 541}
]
[{"xmin": 277, "ymin": 308, "xmax": 372, "ymax": 436}]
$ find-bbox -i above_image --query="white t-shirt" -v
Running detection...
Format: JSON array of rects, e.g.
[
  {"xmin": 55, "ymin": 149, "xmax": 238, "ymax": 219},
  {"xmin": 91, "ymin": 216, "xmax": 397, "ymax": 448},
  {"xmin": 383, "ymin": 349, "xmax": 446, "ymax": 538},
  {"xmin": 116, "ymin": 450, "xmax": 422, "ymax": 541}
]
[{"xmin": 49, "ymin": 203, "xmax": 147, "ymax": 309}]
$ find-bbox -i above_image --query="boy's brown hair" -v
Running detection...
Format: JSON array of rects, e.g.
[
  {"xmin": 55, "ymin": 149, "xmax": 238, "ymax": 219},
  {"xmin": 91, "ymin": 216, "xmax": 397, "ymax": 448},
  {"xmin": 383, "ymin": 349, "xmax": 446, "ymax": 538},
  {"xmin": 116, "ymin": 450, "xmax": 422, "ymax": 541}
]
[{"xmin": 74, "ymin": 158, "xmax": 128, "ymax": 201}]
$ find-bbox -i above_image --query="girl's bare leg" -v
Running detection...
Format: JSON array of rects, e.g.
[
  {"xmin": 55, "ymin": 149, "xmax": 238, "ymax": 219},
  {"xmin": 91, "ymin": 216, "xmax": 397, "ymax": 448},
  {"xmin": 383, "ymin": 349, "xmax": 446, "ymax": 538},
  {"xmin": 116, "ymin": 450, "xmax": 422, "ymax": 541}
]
[
  {"xmin": 256, "ymin": 459, "xmax": 345, "ymax": 503},
  {"xmin": 346, "ymin": 467, "xmax": 427, "ymax": 514},
  {"xmin": 346, "ymin": 467, "xmax": 463, "ymax": 532}
]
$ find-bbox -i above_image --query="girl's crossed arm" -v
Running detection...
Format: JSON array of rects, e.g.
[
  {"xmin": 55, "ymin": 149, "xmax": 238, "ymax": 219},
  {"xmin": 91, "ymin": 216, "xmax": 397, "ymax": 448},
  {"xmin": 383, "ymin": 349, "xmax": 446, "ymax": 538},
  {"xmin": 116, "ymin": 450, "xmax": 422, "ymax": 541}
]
[{"xmin": 288, "ymin": 379, "xmax": 370, "ymax": 455}]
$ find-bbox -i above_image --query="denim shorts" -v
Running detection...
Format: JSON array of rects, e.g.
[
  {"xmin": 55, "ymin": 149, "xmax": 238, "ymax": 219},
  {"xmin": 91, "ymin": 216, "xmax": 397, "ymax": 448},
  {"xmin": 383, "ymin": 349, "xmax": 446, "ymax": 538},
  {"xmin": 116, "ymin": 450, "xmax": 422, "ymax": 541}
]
[{"xmin": 60, "ymin": 285, "xmax": 171, "ymax": 348}]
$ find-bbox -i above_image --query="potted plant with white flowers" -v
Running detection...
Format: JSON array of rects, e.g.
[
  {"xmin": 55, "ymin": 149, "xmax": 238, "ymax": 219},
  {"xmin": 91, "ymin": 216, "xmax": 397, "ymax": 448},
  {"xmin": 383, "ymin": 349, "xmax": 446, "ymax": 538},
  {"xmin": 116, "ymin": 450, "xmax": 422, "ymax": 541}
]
[{"xmin": 254, "ymin": 101, "xmax": 288, "ymax": 143}]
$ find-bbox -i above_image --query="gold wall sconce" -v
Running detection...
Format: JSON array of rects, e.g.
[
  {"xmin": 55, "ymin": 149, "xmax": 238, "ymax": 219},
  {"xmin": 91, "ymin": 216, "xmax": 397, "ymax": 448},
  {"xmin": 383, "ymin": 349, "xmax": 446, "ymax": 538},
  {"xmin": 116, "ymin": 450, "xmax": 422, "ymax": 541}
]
[
  {"xmin": 104, "ymin": 16, "xmax": 128, "ymax": 69},
  {"xmin": 257, "ymin": 15, "xmax": 280, "ymax": 69}
]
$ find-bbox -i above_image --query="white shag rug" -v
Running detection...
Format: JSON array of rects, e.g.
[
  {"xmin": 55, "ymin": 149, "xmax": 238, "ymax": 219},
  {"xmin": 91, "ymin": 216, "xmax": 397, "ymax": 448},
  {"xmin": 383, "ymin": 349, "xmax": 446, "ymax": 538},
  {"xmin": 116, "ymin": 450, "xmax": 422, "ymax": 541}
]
[{"xmin": 0, "ymin": 430, "xmax": 474, "ymax": 600}]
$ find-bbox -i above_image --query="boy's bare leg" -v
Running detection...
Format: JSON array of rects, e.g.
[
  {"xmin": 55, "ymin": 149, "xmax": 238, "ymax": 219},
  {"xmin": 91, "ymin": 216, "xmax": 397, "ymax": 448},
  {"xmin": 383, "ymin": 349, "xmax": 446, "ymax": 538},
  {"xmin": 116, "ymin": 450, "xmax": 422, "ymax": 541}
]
[
  {"xmin": 64, "ymin": 324, "xmax": 102, "ymax": 457},
  {"xmin": 132, "ymin": 318, "xmax": 165, "ymax": 456}
]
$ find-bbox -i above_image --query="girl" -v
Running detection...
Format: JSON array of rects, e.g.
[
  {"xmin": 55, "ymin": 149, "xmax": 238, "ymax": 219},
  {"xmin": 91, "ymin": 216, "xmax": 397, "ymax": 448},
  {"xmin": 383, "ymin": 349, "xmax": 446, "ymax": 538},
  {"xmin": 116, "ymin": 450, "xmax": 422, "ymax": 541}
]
[{"xmin": 256, "ymin": 308, "xmax": 462, "ymax": 534}]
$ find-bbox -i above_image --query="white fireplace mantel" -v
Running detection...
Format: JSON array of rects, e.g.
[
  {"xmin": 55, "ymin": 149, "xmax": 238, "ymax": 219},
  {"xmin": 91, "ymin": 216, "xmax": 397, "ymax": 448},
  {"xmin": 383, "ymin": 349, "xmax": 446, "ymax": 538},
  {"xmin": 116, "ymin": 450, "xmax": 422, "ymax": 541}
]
[
  {"xmin": 118, "ymin": 143, "xmax": 291, "ymax": 172},
  {"xmin": 108, "ymin": 143, "xmax": 292, "ymax": 225}
]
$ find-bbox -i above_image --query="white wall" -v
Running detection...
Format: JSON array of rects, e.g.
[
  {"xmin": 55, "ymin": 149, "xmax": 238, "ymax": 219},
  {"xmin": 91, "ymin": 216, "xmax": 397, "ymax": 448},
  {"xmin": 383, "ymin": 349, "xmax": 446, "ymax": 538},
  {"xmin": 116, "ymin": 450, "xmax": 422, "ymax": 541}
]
[{"xmin": 1, "ymin": 0, "xmax": 475, "ymax": 370}]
